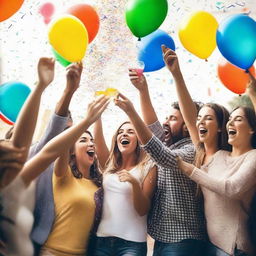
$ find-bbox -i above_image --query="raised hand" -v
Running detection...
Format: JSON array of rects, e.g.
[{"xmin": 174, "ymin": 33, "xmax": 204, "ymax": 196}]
[
  {"xmin": 128, "ymin": 69, "xmax": 148, "ymax": 92},
  {"xmin": 114, "ymin": 93, "xmax": 135, "ymax": 115},
  {"xmin": 85, "ymin": 95, "xmax": 110, "ymax": 125},
  {"xmin": 245, "ymin": 71, "xmax": 256, "ymax": 97},
  {"xmin": 65, "ymin": 62, "xmax": 83, "ymax": 93},
  {"xmin": 37, "ymin": 57, "xmax": 55, "ymax": 89},
  {"xmin": 162, "ymin": 45, "xmax": 181, "ymax": 77},
  {"xmin": 0, "ymin": 140, "xmax": 26, "ymax": 189}
]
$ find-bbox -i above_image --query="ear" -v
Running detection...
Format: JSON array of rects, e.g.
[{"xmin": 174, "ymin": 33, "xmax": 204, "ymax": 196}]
[{"xmin": 183, "ymin": 124, "xmax": 188, "ymax": 132}]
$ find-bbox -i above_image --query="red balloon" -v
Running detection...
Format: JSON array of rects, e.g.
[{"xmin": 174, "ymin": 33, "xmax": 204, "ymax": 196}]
[
  {"xmin": 67, "ymin": 4, "xmax": 100, "ymax": 43},
  {"xmin": 0, "ymin": 113, "xmax": 14, "ymax": 125},
  {"xmin": 39, "ymin": 2, "xmax": 55, "ymax": 24},
  {"xmin": 218, "ymin": 59, "xmax": 255, "ymax": 94},
  {"xmin": 0, "ymin": 0, "xmax": 24, "ymax": 22}
]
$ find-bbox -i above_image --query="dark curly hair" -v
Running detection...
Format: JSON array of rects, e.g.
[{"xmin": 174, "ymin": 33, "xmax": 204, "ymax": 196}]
[{"xmin": 69, "ymin": 131, "xmax": 102, "ymax": 187}]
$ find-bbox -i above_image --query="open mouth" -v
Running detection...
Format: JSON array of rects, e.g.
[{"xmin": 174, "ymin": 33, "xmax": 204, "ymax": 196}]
[
  {"xmin": 164, "ymin": 125, "xmax": 171, "ymax": 137},
  {"xmin": 199, "ymin": 128, "xmax": 208, "ymax": 134},
  {"xmin": 121, "ymin": 138, "xmax": 130, "ymax": 145},
  {"xmin": 87, "ymin": 150, "xmax": 95, "ymax": 157},
  {"xmin": 228, "ymin": 129, "xmax": 237, "ymax": 135}
]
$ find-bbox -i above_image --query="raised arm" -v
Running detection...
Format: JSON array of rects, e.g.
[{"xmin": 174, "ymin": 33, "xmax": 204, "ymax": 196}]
[
  {"xmin": 30, "ymin": 63, "xmax": 82, "ymax": 157},
  {"xmin": 20, "ymin": 95, "xmax": 110, "ymax": 187},
  {"xmin": 246, "ymin": 71, "xmax": 256, "ymax": 112},
  {"xmin": 162, "ymin": 45, "xmax": 199, "ymax": 147},
  {"xmin": 2, "ymin": 58, "xmax": 55, "ymax": 187},
  {"xmin": 129, "ymin": 70, "xmax": 158, "ymax": 125},
  {"xmin": 93, "ymin": 118, "xmax": 110, "ymax": 168}
]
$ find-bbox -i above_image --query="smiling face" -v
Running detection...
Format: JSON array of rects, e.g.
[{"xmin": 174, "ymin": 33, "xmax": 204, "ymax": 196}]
[
  {"xmin": 74, "ymin": 132, "xmax": 95, "ymax": 168},
  {"xmin": 226, "ymin": 108, "xmax": 254, "ymax": 148},
  {"xmin": 163, "ymin": 107, "xmax": 186, "ymax": 146},
  {"xmin": 116, "ymin": 122, "xmax": 138, "ymax": 156},
  {"xmin": 196, "ymin": 106, "xmax": 220, "ymax": 145}
]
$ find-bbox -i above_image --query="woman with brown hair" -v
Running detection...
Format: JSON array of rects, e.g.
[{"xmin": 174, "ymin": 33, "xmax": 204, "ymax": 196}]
[{"xmin": 93, "ymin": 120, "xmax": 157, "ymax": 256}]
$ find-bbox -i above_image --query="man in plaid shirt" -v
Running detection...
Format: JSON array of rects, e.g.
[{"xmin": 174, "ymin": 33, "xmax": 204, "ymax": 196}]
[{"xmin": 128, "ymin": 71, "xmax": 207, "ymax": 256}]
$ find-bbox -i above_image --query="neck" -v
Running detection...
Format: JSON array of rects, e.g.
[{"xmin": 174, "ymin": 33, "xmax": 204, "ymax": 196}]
[
  {"xmin": 120, "ymin": 153, "xmax": 137, "ymax": 170},
  {"xmin": 76, "ymin": 162, "xmax": 91, "ymax": 179},
  {"xmin": 204, "ymin": 140, "xmax": 219, "ymax": 157},
  {"xmin": 231, "ymin": 143, "xmax": 252, "ymax": 157}
]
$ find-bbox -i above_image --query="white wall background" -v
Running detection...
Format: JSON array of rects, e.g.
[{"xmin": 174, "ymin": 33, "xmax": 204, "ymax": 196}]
[{"xmin": 0, "ymin": 0, "xmax": 255, "ymax": 145}]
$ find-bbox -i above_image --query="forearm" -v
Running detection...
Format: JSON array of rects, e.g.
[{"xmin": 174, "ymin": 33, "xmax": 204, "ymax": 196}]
[
  {"xmin": 12, "ymin": 83, "xmax": 44, "ymax": 151},
  {"xmin": 55, "ymin": 90, "xmax": 75, "ymax": 116},
  {"xmin": 248, "ymin": 93, "xmax": 256, "ymax": 112},
  {"xmin": 21, "ymin": 118, "xmax": 91, "ymax": 186},
  {"xmin": 139, "ymin": 88, "xmax": 158, "ymax": 125},
  {"xmin": 132, "ymin": 181, "xmax": 150, "ymax": 216},
  {"xmin": 93, "ymin": 119, "xmax": 109, "ymax": 168},
  {"xmin": 126, "ymin": 108, "xmax": 153, "ymax": 145}
]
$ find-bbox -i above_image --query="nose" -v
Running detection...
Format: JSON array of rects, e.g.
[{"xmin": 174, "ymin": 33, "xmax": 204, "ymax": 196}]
[{"xmin": 163, "ymin": 118, "xmax": 169, "ymax": 126}]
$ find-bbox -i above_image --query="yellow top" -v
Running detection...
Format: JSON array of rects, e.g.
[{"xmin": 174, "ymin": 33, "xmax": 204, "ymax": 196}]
[{"xmin": 44, "ymin": 167, "xmax": 98, "ymax": 255}]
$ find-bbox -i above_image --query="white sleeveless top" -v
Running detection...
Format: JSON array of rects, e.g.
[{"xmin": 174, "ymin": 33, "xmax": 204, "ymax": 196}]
[{"xmin": 97, "ymin": 162, "xmax": 153, "ymax": 242}]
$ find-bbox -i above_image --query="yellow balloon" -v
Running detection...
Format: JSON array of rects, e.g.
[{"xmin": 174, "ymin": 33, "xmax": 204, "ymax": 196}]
[
  {"xmin": 95, "ymin": 88, "xmax": 118, "ymax": 97},
  {"xmin": 179, "ymin": 11, "xmax": 218, "ymax": 59},
  {"xmin": 48, "ymin": 15, "xmax": 88, "ymax": 62}
]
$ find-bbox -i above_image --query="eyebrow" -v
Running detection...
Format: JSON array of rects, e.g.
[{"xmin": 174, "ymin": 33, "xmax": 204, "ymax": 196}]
[
  {"xmin": 197, "ymin": 115, "xmax": 214, "ymax": 118},
  {"xmin": 230, "ymin": 115, "xmax": 244, "ymax": 119}
]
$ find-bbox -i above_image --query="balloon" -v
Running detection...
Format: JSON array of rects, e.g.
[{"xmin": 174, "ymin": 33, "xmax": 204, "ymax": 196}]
[
  {"xmin": 138, "ymin": 30, "xmax": 175, "ymax": 72},
  {"xmin": 0, "ymin": 114, "xmax": 14, "ymax": 125},
  {"xmin": 48, "ymin": 15, "xmax": 88, "ymax": 62},
  {"xmin": 179, "ymin": 11, "xmax": 218, "ymax": 59},
  {"xmin": 0, "ymin": 0, "xmax": 24, "ymax": 22},
  {"xmin": 0, "ymin": 82, "xmax": 31, "ymax": 123},
  {"xmin": 52, "ymin": 48, "xmax": 71, "ymax": 67},
  {"xmin": 125, "ymin": 0, "xmax": 168, "ymax": 38},
  {"xmin": 67, "ymin": 4, "xmax": 100, "ymax": 43},
  {"xmin": 217, "ymin": 14, "xmax": 256, "ymax": 70},
  {"xmin": 39, "ymin": 2, "xmax": 55, "ymax": 24},
  {"xmin": 218, "ymin": 59, "xmax": 255, "ymax": 94}
]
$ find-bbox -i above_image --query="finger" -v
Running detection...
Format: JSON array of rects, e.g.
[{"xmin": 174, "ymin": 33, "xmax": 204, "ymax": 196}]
[
  {"xmin": 161, "ymin": 44, "xmax": 168, "ymax": 54},
  {"xmin": 117, "ymin": 92, "xmax": 128, "ymax": 100},
  {"xmin": 0, "ymin": 142, "xmax": 26, "ymax": 153},
  {"xmin": 0, "ymin": 152, "xmax": 25, "ymax": 162},
  {"xmin": 248, "ymin": 71, "xmax": 256, "ymax": 81},
  {"xmin": 0, "ymin": 162, "xmax": 24, "ymax": 170}
]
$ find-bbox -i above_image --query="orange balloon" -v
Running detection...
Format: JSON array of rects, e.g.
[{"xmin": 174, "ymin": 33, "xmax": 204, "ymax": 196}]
[
  {"xmin": 218, "ymin": 59, "xmax": 255, "ymax": 94},
  {"xmin": 0, "ymin": 0, "xmax": 24, "ymax": 22},
  {"xmin": 67, "ymin": 4, "xmax": 100, "ymax": 43}
]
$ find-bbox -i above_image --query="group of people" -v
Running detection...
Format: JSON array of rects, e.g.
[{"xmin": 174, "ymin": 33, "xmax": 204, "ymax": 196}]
[{"xmin": 0, "ymin": 45, "xmax": 256, "ymax": 256}]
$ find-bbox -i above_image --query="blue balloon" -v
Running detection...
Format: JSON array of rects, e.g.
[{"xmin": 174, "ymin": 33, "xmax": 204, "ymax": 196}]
[
  {"xmin": 138, "ymin": 30, "xmax": 175, "ymax": 72},
  {"xmin": 217, "ymin": 14, "xmax": 256, "ymax": 70},
  {"xmin": 0, "ymin": 81, "xmax": 31, "ymax": 123}
]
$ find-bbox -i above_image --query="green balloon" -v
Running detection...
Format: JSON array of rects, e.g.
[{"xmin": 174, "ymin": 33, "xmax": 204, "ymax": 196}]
[
  {"xmin": 125, "ymin": 0, "xmax": 168, "ymax": 38},
  {"xmin": 52, "ymin": 48, "xmax": 72, "ymax": 67}
]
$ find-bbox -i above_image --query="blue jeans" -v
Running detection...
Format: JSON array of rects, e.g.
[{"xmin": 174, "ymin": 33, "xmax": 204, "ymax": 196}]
[
  {"xmin": 206, "ymin": 242, "xmax": 249, "ymax": 256},
  {"xmin": 153, "ymin": 239, "xmax": 206, "ymax": 256},
  {"xmin": 93, "ymin": 236, "xmax": 147, "ymax": 256}
]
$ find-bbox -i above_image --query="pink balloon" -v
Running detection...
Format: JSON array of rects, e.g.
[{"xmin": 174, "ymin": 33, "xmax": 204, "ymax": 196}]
[{"xmin": 39, "ymin": 2, "xmax": 55, "ymax": 18}]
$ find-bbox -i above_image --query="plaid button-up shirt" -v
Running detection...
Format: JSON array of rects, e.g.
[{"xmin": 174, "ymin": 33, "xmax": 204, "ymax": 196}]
[{"xmin": 143, "ymin": 121, "xmax": 207, "ymax": 243}]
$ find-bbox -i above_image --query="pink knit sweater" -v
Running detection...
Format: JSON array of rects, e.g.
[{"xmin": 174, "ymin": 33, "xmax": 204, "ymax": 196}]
[{"xmin": 190, "ymin": 149, "xmax": 256, "ymax": 255}]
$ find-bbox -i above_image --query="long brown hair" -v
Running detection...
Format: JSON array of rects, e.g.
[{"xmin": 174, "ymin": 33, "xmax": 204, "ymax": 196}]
[
  {"xmin": 69, "ymin": 131, "xmax": 102, "ymax": 187},
  {"xmin": 194, "ymin": 103, "xmax": 231, "ymax": 168},
  {"xmin": 231, "ymin": 106, "xmax": 256, "ymax": 149},
  {"xmin": 104, "ymin": 121, "xmax": 150, "ymax": 174}
]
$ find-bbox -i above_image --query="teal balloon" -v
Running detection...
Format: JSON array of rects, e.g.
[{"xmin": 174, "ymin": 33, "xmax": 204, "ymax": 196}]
[
  {"xmin": 125, "ymin": 0, "xmax": 168, "ymax": 38},
  {"xmin": 217, "ymin": 14, "xmax": 256, "ymax": 70},
  {"xmin": 52, "ymin": 48, "xmax": 71, "ymax": 67},
  {"xmin": 0, "ymin": 82, "xmax": 31, "ymax": 123}
]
